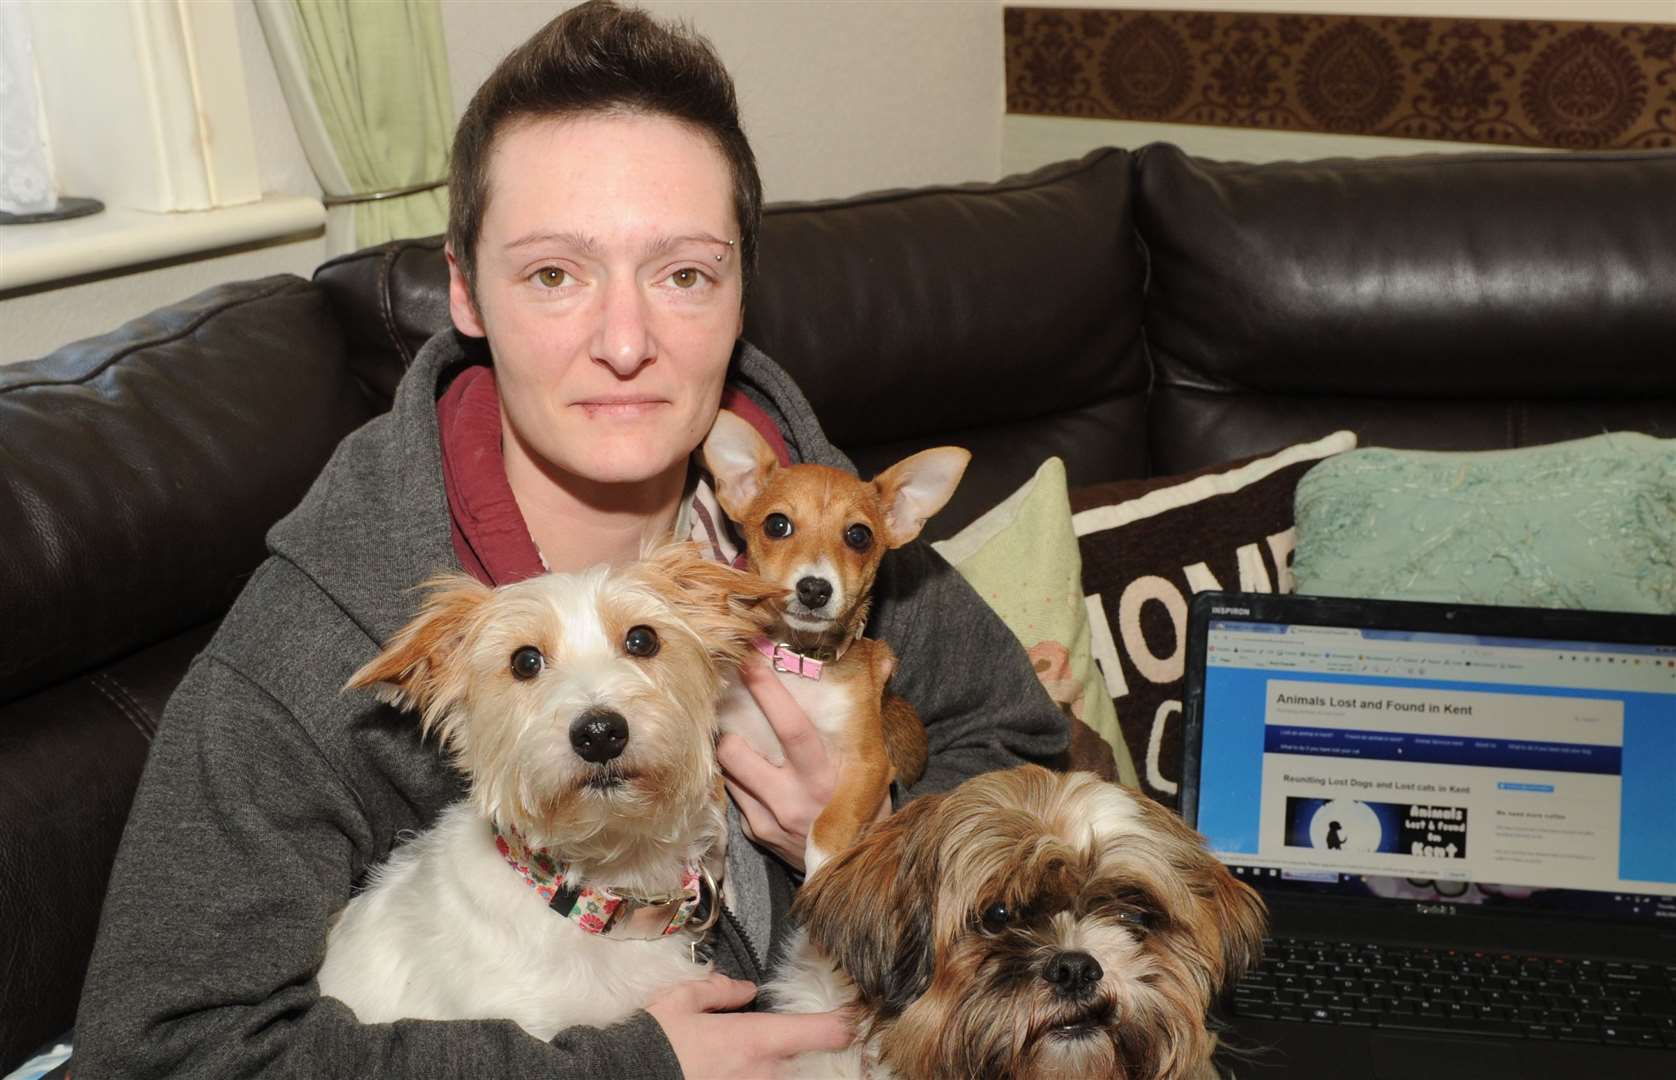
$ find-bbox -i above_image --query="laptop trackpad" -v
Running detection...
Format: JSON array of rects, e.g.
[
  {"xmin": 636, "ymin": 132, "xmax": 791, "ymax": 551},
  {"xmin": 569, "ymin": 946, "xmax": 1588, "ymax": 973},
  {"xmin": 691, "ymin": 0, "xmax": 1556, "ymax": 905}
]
[{"xmin": 1370, "ymin": 1034, "xmax": 1520, "ymax": 1080}]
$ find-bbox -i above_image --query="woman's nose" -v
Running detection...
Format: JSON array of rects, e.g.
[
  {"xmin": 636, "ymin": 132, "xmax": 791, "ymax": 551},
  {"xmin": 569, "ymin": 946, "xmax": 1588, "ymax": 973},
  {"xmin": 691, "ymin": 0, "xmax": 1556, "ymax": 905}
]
[{"xmin": 592, "ymin": 277, "xmax": 655, "ymax": 377}]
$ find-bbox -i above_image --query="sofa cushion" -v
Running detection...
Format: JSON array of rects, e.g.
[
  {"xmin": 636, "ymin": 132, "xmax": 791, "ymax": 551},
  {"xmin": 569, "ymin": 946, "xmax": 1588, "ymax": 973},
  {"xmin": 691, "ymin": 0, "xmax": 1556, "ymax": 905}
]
[
  {"xmin": 311, "ymin": 236, "xmax": 451, "ymax": 407},
  {"xmin": 0, "ymin": 276, "xmax": 373, "ymax": 702},
  {"xmin": 931, "ymin": 457, "xmax": 1129, "ymax": 788},
  {"xmin": 1069, "ymin": 432, "xmax": 1357, "ymax": 808},
  {"xmin": 1136, "ymin": 144, "xmax": 1676, "ymax": 473},
  {"xmin": 0, "ymin": 276, "xmax": 374, "ymax": 1070},
  {"xmin": 749, "ymin": 149, "xmax": 1149, "ymax": 537},
  {"xmin": 1292, "ymin": 432, "xmax": 1676, "ymax": 613},
  {"xmin": 0, "ymin": 623, "xmax": 213, "ymax": 1071}
]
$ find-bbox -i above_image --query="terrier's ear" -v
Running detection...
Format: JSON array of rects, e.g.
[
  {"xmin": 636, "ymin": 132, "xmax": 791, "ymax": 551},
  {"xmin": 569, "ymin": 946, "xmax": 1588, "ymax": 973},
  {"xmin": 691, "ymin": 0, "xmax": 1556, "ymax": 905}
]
[
  {"xmin": 793, "ymin": 792, "xmax": 945, "ymax": 1019},
  {"xmin": 1141, "ymin": 796, "xmax": 1269, "ymax": 992},
  {"xmin": 1203, "ymin": 862, "xmax": 1268, "ymax": 990},
  {"xmin": 702, "ymin": 409, "xmax": 779, "ymax": 520},
  {"xmin": 345, "ymin": 573, "xmax": 491, "ymax": 725},
  {"xmin": 640, "ymin": 542, "xmax": 786, "ymax": 655},
  {"xmin": 872, "ymin": 447, "xmax": 971, "ymax": 548}
]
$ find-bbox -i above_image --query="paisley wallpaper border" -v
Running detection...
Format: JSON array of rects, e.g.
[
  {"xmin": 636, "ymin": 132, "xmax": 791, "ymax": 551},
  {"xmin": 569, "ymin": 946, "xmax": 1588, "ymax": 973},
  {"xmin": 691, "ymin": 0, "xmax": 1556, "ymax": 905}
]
[{"xmin": 1004, "ymin": 7, "xmax": 1676, "ymax": 150}]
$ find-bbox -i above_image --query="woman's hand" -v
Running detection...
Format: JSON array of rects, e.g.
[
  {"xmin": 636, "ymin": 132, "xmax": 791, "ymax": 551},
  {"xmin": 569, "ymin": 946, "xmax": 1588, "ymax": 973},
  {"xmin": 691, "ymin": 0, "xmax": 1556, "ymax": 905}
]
[
  {"xmin": 645, "ymin": 973, "xmax": 854, "ymax": 1078},
  {"xmin": 718, "ymin": 653, "xmax": 891, "ymax": 872}
]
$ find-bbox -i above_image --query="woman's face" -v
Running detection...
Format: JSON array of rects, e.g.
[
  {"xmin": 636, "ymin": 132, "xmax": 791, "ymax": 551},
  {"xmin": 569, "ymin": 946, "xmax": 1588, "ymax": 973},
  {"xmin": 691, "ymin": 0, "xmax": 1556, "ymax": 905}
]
[{"xmin": 449, "ymin": 111, "xmax": 744, "ymax": 490}]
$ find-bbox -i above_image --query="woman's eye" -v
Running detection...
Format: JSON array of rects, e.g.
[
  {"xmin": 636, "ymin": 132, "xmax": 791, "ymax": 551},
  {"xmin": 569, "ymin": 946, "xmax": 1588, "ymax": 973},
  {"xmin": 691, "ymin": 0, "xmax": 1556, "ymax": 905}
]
[
  {"xmin": 764, "ymin": 513, "xmax": 794, "ymax": 539},
  {"xmin": 844, "ymin": 523, "xmax": 873, "ymax": 552},
  {"xmin": 532, "ymin": 267, "xmax": 572, "ymax": 288},
  {"xmin": 667, "ymin": 267, "xmax": 706, "ymax": 289},
  {"xmin": 624, "ymin": 625, "xmax": 660, "ymax": 658},
  {"xmin": 980, "ymin": 901, "xmax": 1012, "ymax": 933},
  {"xmin": 510, "ymin": 646, "xmax": 544, "ymax": 679}
]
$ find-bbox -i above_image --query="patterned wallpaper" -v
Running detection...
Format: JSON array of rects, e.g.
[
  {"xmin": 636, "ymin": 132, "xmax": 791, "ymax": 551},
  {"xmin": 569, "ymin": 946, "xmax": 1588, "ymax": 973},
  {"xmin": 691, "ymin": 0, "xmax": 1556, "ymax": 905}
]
[{"xmin": 1004, "ymin": 7, "xmax": 1676, "ymax": 151}]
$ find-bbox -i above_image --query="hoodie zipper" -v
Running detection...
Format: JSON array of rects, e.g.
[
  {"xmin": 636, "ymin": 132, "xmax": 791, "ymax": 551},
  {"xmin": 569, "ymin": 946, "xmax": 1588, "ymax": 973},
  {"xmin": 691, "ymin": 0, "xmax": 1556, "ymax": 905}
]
[{"xmin": 715, "ymin": 901, "xmax": 764, "ymax": 985}]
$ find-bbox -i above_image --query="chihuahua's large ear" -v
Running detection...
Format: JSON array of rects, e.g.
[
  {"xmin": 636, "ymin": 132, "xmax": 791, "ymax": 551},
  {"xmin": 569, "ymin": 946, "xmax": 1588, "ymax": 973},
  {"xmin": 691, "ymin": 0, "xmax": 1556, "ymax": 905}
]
[
  {"xmin": 701, "ymin": 409, "xmax": 779, "ymax": 519},
  {"xmin": 872, "ymin": 447, "xmax": 971, "ymax": 548},
  {"xmin": 345, "ymin": 573, "xmax": 491, "ymax": 726},
  {"xmin": 640, "ymin": 542, "xmax": 785, "ymax": 656},
  {"xmin": 793, "ymin": 791, "xmax": 946, "ymax": 1019}
]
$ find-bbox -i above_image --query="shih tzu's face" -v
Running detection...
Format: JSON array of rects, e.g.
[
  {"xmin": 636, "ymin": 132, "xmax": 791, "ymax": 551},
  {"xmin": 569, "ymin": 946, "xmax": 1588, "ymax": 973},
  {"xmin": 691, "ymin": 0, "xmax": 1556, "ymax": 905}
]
[
  {"xmin": 793, "ymin": 765, "xmax": 1267, "ymax": 1080},
  {"xmin": 346, "ymin": 543, "xmax": 781, "ymax": 860}
]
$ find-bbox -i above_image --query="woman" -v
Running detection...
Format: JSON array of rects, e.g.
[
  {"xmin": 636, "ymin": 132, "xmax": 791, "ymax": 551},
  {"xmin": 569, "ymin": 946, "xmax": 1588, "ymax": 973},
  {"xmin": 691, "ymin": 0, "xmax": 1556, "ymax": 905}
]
[{"xmin": 73, "ymin": 5, "xmax": 1065, "ymax": 1077}]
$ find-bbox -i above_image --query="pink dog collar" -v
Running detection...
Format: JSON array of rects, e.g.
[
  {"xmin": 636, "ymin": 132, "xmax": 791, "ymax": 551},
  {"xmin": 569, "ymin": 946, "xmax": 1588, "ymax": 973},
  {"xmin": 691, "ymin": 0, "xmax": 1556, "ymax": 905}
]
[
  {"xmin": 493, "ymin": 824, "xmax": 718, "ymax": 939},
  {"xmin": 753, "ymin": 637, "xmax": 826, "ymax": 680}
]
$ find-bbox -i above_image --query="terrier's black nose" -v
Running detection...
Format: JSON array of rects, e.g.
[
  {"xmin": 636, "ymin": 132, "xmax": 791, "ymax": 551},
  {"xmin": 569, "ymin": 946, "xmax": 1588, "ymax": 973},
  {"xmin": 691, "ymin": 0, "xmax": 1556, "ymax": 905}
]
[
  {"xmin": 1043, "ymin": 950, "xmax": 1103, "ymax": 999},
  {"xmin": 570, "ymin": 708, "xmax": 629, "ymax": 764},
  {"xmin": 796, "ymin": 576, "xmax": 832, "ymax": 610}
]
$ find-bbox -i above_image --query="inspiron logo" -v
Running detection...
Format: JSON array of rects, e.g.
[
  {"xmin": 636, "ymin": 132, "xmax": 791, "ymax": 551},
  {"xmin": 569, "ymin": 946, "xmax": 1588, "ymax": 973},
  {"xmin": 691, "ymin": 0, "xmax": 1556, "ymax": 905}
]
[
  {"xmin": 1211, "ymin": 606, "xmax": 1251, "ymax": 616},
  {"xmin": 1415, "ymin": 902, "xmax": 1458, "ymax": 916}
]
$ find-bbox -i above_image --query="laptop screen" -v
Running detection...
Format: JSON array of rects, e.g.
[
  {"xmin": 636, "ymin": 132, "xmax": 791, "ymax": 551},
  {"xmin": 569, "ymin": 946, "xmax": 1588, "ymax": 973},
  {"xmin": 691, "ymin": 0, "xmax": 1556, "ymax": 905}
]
[{"xmin": 1183, "ymin": 593, "xmax": 1676, "ymax": 928}]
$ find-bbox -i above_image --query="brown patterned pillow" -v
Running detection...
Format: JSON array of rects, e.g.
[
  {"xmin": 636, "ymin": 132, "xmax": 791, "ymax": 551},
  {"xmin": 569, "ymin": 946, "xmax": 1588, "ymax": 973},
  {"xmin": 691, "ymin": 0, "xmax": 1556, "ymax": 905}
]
[{"xmin": 1070, "ymin": 432, "xmax": 1356, "ymax": 809}]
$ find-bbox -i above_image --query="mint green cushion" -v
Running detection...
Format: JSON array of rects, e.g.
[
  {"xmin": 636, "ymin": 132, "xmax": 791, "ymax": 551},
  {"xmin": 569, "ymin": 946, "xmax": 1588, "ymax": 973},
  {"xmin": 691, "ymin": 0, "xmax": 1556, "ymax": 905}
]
[{"xmin": 1292, "ymin": 433, "xmax": 1676, "ymax": 614}]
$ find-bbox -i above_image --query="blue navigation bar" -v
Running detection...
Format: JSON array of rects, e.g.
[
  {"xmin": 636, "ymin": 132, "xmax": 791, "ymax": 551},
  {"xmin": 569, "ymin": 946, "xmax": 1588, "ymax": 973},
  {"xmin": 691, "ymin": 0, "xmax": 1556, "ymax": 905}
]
[{"xmin": 1264, "ymin": 724, "xmax": 1621, "ymax": 775}]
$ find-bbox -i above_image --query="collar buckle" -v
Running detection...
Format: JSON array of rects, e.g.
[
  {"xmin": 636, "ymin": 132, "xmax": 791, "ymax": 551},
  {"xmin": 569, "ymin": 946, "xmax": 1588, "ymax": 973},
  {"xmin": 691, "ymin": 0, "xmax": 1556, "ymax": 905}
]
[{"xmin": 755, "ymin": 636, "xmax": 826, "ymax": 680}]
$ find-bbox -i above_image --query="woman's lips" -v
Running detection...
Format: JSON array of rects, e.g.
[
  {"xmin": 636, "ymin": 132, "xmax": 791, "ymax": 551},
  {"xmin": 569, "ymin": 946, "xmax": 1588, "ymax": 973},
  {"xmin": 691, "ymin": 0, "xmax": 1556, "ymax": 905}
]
[{"xmin": 573, "ymin": 397, "xmax": 668, "ymax": 418}]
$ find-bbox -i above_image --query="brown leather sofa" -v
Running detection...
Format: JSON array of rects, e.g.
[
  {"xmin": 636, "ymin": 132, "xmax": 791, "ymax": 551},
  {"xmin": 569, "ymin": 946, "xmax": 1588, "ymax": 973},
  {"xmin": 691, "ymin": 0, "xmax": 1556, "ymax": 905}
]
[{"xmin": 3, "ymin": 143, "xmax": 1673, "ymax": 1070}]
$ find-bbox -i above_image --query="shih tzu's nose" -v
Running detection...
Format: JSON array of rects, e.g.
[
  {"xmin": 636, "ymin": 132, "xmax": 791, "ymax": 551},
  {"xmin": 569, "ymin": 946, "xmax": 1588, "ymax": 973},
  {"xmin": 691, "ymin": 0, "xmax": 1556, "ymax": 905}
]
[
  {"xmin": 795, "ymin": 576, "xmax": 832, "ymax": 610},
  {"xmin": 570, "ymin": 707, "xmax": 629, "ymax": 764},
  {"xmin": 1043, "ymin": 950, "xmax": 1103, "ymax": 999}
]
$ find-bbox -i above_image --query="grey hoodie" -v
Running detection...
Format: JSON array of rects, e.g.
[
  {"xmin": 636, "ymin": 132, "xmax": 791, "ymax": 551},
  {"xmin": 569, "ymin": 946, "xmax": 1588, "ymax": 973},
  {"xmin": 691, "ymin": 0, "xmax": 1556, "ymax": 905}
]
[{"xmin": 72, "ymin": 331, "xmax": 1068, "ymax": 1079}]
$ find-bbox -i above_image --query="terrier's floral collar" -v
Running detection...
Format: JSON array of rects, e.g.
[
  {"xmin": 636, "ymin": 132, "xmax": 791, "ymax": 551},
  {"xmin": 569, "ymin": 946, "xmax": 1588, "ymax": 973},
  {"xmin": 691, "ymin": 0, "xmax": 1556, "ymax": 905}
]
[{"xmin": 492, "ymin": 823, "xmax": 717, "ymax": 939}]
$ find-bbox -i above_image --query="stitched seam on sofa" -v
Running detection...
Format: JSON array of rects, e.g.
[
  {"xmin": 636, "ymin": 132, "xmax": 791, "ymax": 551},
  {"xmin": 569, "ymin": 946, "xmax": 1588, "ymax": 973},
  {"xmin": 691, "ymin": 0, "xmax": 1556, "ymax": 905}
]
[
  {"xmin": 1134, "ymin": 222, "xmax": 1158, "ymax": 401},
  {"xmin": 850, "ymin": 389, "xmax": 1144, "ymax": 457},
  {"xmin": 1201, "ymin": 149, "xmax": 1676, "ymax": 175},
  {"xmin": 314, "ymin": 235, "xmax": 442, "ymax": 276},
  {"xmin": 91, "ymin": 671, "xmax": 159, "ymax": 743},
  {"xmin": 195, "ymin": 647, "xmax": 374, "ymax": 830},
  {"xmin": 379, "ymin": 245, "xmax": 414, "ymax": 369},
  {"xmin": 0, "ymin": 277, "xmax": 311, "ymax": 394},
  {"xmin": 761, "ymin": 147, "xmax": 1126, "ymax": 218}
]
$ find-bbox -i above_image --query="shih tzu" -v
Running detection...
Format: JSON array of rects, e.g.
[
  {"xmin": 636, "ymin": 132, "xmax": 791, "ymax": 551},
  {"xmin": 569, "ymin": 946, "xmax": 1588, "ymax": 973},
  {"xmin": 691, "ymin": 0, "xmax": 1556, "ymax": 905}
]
[
  {"xmin": 770, "ymin": 764, "xmax": 1267, "ymax": 1079},
  {"xmin": 316, "ymin": 543, "xmax": 781, "ymax": 1038}
]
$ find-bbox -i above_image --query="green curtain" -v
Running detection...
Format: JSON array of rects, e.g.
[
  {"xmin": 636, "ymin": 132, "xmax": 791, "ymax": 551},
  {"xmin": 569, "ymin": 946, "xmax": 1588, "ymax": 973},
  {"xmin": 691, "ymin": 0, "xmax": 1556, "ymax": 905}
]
[{"xmin": 260, "ymin": 0, "xmax": 452, "ymax": 250}]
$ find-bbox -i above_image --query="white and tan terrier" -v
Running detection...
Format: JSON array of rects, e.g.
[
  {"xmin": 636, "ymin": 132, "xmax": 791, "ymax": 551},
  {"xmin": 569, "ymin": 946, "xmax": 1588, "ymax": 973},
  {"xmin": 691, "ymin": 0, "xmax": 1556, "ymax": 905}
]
[
  {"xmin": 316, "ymin": 543, "xmax": 781, "ymax": 1038},
  {"xmin": 702, "ymin": 409, "xmax": 970, "ymax": 873}
]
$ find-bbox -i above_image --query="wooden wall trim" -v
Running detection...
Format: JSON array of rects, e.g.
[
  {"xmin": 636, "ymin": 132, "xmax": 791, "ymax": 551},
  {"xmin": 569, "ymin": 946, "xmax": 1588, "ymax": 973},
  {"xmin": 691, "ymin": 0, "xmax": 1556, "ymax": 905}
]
[{"xmin": 1004, "ymin": 7, "xmax": 1676, "ymax": 151}]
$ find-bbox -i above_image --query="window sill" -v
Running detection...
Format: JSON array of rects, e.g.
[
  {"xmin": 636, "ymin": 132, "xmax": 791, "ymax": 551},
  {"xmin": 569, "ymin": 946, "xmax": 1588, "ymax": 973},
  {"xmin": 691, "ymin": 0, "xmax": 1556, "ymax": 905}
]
[{"xmin": 0, "ymin": 195, "xmax": 326, "ymax": 292}]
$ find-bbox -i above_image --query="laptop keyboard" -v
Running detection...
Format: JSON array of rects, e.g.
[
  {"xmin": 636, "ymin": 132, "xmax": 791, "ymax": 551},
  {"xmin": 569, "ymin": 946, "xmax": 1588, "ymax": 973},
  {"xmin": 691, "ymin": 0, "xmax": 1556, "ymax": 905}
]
[{"xmin": 1230, "ymin": 936, "xmax": 1676, "ymax": 1050}]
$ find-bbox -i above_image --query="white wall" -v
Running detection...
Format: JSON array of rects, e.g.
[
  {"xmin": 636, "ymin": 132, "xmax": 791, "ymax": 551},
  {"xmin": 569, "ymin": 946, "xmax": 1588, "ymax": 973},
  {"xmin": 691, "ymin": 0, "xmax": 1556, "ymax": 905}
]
[
  {"xmin": 2, "ymin": 0, "xmax": 1001, "ymax": 364},
  {"xmin": 444, "ymin": 0, "xmax": 1002, "ymax": 202}
]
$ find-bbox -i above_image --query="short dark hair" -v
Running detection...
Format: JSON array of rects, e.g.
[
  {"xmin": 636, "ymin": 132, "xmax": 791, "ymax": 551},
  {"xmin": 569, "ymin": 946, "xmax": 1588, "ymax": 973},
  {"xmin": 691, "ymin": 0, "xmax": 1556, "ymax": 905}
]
[{"xmin": 447, "ymin": 0, "xmax": 763, "ymax": 299}]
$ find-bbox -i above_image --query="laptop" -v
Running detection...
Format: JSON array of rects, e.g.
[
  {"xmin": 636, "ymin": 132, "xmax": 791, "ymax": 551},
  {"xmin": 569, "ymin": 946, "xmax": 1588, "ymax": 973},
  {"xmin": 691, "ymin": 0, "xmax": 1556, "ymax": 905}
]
[{"xmin": 1180, "ymin": 590, "xmax": 1676, "ymax": 1079}]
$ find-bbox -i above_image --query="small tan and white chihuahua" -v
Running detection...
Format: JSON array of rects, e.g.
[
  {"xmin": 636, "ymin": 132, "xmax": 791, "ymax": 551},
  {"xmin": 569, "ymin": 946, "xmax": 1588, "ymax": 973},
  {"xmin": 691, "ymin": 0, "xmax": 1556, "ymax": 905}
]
[{"xmin": 702, "ymin": 409, "xmax": 970, "ymax": 873}]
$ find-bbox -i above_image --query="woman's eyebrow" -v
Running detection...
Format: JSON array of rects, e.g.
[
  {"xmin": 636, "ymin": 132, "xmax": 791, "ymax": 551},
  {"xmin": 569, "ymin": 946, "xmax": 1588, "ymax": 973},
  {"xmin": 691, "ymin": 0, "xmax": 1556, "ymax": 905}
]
[
  {"xmin": 503, "ymin": 229, "xmax": 597, "ymax": 254},
  {"xmin": 501, "ymin": 230, "xmax": 733, "ymax": 257},
  {"xmin": 647, "ymin": 232, "xmax": 734, "ymax": 255}
]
